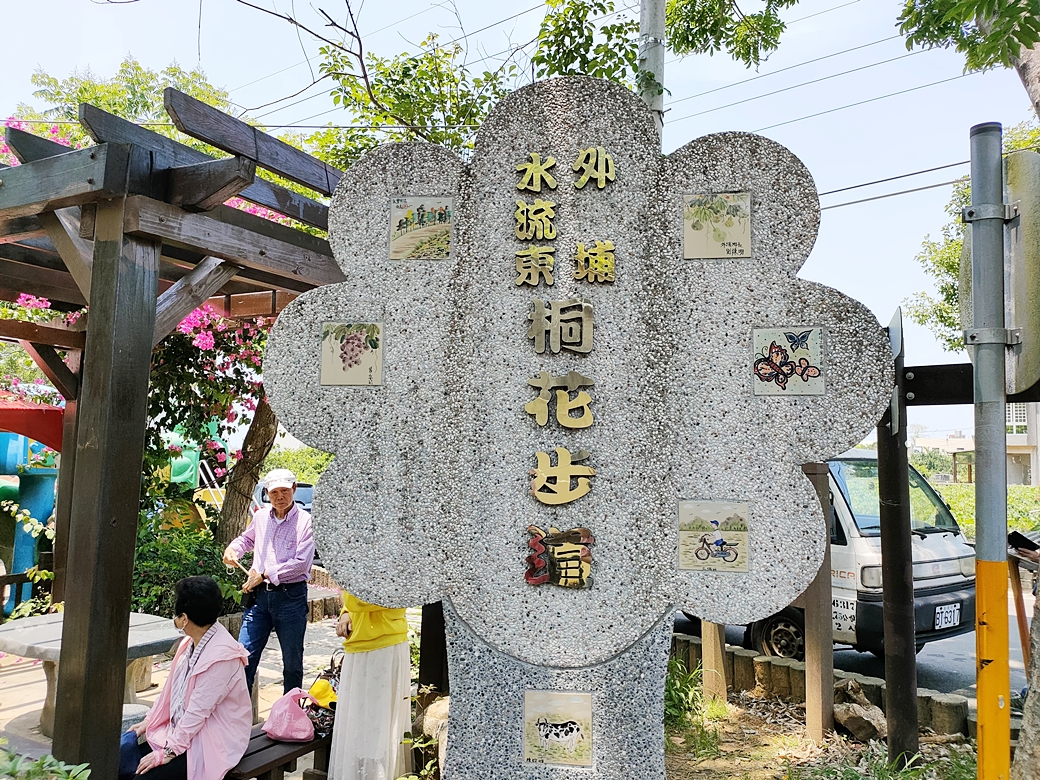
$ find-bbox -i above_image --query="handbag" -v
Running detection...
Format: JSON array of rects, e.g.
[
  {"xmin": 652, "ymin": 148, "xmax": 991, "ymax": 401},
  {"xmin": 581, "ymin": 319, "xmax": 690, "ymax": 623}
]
[
  {"xmin": 307, "ymin": 650, "xmax": 343, "ymax": 710},
  {"xmin": 262, "ymin": 688, "xmax": 316, "ymax": 742}
]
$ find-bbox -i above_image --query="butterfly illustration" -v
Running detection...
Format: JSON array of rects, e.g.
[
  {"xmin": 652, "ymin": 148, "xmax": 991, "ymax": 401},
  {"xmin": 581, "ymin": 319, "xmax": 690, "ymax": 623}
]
[
  {"xmin": 794, "ymin": 358, "xmax": 821, "ymax": 381},
  {"xmin": 753, "ymin": 342, "xmax": 796, "ymax": 389},
  {"xmin": 784, "ymin": 330, "xmax": 812, "ymax": 352}
]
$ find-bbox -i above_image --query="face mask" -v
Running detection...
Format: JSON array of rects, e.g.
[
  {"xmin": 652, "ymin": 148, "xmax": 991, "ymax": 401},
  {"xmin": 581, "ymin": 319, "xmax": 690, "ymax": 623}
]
[{"xmin": 174, "ymin": 616, "xmax": 186, "ymax": 636}]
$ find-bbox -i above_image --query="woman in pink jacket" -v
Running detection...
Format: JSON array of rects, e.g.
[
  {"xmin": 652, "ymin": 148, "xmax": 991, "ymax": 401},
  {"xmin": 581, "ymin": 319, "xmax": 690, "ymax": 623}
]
[{"xmin": 119, "ymin": 576, "xmax": 253, "ymax": 780}]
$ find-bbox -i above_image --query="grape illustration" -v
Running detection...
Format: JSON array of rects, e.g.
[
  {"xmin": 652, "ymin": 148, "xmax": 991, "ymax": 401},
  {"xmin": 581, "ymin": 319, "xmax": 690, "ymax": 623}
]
[{"xmin": 340, "ymin": 331, "xmax": 367, "ymax": 369}]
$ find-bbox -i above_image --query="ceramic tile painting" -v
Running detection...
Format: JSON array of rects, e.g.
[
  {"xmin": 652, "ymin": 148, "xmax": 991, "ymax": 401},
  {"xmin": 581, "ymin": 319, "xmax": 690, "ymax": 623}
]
[
  {"xmin": 319, "ymin": 322, "xmax": 383, "ymax": 386},
  {"xmin": 678, "ymin": 501, "xmax": 749, "ymax": 573},
  {"xmin": 752, "ymin": 327, "xmax": 825, "ymax": 396},
  {"xmin": 390, "ymin": 195, "xmax": 453, "ymax": 260},
  {"xmin": 523, "ymin": 690, "xmax": 593, "ymax": 767},
  {"xmin": 682, "ymin": 192, "xmax": 751, "ymax": 259}
]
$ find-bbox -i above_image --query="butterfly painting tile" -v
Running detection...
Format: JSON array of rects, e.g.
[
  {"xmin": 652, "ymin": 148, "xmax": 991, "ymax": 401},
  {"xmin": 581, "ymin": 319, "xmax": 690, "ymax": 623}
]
[{"xmin": 752, "ymin": 327, "xmax": 824, "ymax": 396}]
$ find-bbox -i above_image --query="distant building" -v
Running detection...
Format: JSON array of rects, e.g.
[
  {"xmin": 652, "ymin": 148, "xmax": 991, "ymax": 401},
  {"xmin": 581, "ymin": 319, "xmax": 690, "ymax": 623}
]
[{"xmin": 912, "ymin": 403, "xmax": 1039, "ymax": 485}]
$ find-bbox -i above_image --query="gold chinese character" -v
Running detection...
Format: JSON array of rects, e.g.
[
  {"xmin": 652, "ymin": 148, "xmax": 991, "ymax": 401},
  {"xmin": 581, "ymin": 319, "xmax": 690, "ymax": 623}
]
[
  {"xmin": 525, "ymin": 525, "xmax": 595, "ymax": 588},
  {"xmin": 524, "ymin": 370, "xmax": 595, "ymax": 429},
  {"xmin": 529, "ymin": 447, "xmax": 596, "ymax": 505},
  {"xmin": 572, "ymin": 146, "xmax": 615, "ymax": 190},
  {"xmin": 574, "ymin": 240, "xmax": 616, "ymax": 283},
  {"xmin": 528, "ymin": 298, "xmax": 593, "ymax": 354},
  {"xmin": 515, "ymin": 246, "xmax": 555, "ymax": 287},
  {"xmin": 515, "ymin": 199, "xmax": 557, "ymax": 240},
  {"xmin": 516, "ymin": 153, "xmax": 558, "ymax": 193}
]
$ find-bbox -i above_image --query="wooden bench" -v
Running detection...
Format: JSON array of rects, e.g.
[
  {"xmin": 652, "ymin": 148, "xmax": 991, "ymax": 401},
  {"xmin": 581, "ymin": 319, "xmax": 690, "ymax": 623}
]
[{"xmin": 226, "ymin": 724, "xmax": 331, "ymax": 780}]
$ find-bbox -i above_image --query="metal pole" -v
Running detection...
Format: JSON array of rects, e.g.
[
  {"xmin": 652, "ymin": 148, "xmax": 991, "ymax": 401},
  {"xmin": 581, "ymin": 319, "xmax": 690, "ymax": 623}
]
[
  {"xmin": 969, "ymin": 121, "xmax": 1011, "ymax": 780},
  {"xmin": 638, "ymin": 0, "xmax": 665, "ymax": 136},
  {"xmin": 876, "ymin": 308, "xmax": 918, "ymax": 767}
]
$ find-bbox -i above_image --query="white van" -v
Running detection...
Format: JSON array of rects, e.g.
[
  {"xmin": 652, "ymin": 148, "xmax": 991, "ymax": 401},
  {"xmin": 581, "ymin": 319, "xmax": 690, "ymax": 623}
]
[{"xmin": 744, "ymin": 449, "xmax": 977, "ymax": 659}]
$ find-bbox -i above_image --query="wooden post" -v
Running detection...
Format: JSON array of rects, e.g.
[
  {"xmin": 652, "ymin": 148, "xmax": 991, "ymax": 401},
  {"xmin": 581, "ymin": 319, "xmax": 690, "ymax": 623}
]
[
  {"xmin": 418, "ymin": 601, "xmax": 450, "ymax": 697},
  {"xmin": 51, "ymin": 197, "xmax": 159, "ymax": 778},
  {"xmin": 50, "ymin": 351, "xmax": 81, "ymax": 605},
  {"xmin": 801, "ymin": 462, "xmax": 834, "ymax": 743},
  {"xmin": 701, "ymin": 621, "xmax": 727, "ymax": 702},
  {"xmin": 1010, "ymin": 557, "xmax": 1032, "ymax": 671}
]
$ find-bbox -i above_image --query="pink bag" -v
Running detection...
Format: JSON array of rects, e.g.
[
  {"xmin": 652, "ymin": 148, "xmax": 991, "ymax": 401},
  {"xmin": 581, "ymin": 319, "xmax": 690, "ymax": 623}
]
[{"xmin": 262, "ymin": 688, "xmax": 316, "ymax": 742}]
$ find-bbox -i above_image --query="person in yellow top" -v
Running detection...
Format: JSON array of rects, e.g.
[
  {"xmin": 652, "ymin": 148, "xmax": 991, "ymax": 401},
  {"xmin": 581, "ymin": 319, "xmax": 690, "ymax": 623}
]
[{"xmin": 327, "ymin": 592, "xmax": 412, "ymax": 780}]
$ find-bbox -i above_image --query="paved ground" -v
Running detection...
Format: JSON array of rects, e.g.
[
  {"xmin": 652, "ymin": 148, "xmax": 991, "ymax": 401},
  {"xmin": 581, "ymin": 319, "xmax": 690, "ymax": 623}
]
[{"xmin": 0, "ymin": 608, "xmax": 420, "ymax": 771}]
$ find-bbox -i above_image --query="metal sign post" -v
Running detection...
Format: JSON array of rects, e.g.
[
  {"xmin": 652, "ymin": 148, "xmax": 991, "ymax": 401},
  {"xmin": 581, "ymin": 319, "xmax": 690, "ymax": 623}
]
[{"xmin": 966, "ymin": 121, "xmax": 1011, "ymax": 780}]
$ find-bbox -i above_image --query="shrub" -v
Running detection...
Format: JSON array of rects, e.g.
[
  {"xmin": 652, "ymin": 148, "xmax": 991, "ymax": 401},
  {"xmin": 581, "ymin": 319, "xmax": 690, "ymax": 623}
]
[
  {"xmin": 0, "ymin": 739, "xmax": 89, "ymax": 779},
  {"xmin": 262, "ymin": 446, "xmax": 334, "ymax": 485},
  {"xmin": 131, "ymin": 512, "xmax": 245, "ymax": 617},
  {"xmin": 937, "ymin": 483, "xmax": 1040, "ymax": 540}
]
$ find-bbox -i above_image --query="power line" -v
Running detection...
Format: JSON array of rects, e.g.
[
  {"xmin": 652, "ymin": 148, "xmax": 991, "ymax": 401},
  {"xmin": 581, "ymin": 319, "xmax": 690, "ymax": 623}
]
[
  {"xmin": 668, "ymin": 50, "xmax": 924, "ymax": 124},
  {"xmin": 821, "ymin": 179, "xmax": 963, "ymax": 211},
  {"xmin": 666, "ymin": 35, "xmax": 900, "ymax": 107},
  {"xmin": 819, "ymin": 160, "xmax": 970, "ymax": 196},
  {"xmin": 752, "ymin": 72, "xmax": 974, "ymax": 132}
]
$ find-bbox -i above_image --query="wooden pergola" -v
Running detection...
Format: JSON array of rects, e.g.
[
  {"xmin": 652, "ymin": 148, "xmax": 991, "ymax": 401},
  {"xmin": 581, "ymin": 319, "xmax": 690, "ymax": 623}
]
[{"xmin": 0, "ymin": 90, "xmax": 347, "ymax": 776}]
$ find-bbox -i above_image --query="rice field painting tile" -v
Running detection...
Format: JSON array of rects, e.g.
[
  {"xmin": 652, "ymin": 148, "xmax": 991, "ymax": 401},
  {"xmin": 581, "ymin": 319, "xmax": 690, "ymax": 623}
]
[
  {"xmin": 752, "ymin": 327, "xmax": 824, "ymax": 396},
  {"xmin": 678, "ymin": 501, "xmax": 749, "ymax": 573},
  {"xmin": 320, "ymin": 322, "xmax": 383, "ymax": 386},
  {"xmin": 390, "ymin": 196, "xmax": 453, "ymax": 260},
  {"xmin": 523, "ymin": 690, "xmax": 593, "ymax": 767},
  {"xmin": 682, "ymin": 192, "xmax": 751, "ymax": 259}
]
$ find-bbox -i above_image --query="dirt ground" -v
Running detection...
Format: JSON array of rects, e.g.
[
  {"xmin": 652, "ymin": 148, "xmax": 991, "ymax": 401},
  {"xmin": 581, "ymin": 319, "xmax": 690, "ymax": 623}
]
[{"xmin": 664, "ymin": 691, "xmax": 975, "ymax": 780}]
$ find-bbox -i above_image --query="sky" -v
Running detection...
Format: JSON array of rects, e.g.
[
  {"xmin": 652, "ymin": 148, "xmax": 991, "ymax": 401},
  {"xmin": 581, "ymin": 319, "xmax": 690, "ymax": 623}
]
[{"xmin": 3, "ymin": 0, "xmax": 1032, "ymax": 441}]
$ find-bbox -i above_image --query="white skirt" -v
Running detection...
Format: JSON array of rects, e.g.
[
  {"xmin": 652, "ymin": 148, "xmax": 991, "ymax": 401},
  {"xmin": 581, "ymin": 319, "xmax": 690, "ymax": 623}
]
[{"xmin": 328, "ymin": 641, "xmax": 412, "ymax": 780}]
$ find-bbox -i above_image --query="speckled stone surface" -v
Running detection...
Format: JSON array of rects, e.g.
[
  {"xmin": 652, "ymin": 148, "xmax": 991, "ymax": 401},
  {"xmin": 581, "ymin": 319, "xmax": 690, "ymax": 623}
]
[
  {"xmin": 264, "ymin": 75, "xmax": 891, "ymax": 670},
  {"xmin": 441, "ymin": 599, "xmax": 671, "ymax": 780}
]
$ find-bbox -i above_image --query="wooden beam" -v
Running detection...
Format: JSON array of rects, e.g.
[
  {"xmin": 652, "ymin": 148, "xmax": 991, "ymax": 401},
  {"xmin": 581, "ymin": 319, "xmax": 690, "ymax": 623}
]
[
  {"xmin": 0, "ymin": 142, "xmax": 130, "ymax": 219},
  {"xmin": 52, "ymin": 197, "xmax": 159, "ymax": 777},
  {"xmin": 0, "ymin": 254, "xmax": 86, "ymax": 307},
  {"xmin": 164, "ymin": 88, "xmax": 343, "ymax": 196},
  {"xmin": 0, "ymin": 215, "xmax": 46, "ymax": 245},
  {"xmin": 0, "ymin": 320, "xmax": 85, "ymax": 349},
  {"xmin": 167, "ymin": 156, "xmax": 256, "ymax": 211},
  {"xmin": 123, "ymin": 196, "xmax": 344, "ymax": 287},
  {"xmin": 4, "ymin": 126, "xmax": 70, "ymax": 164},
  {"xmin": 19, "ymin": 342, "xmax": 79, "ymax": 400},
  {"xmin": 79, "ymin": 103, "xmax": 330, "ymax": 230},
  {"xmin": 37, "ymin": 208, "xmax": 93, "ymax": 300},
  {"xmin": 51, "ymin": 351, "xmax": 81, "ymax": 605},
  {"xmin": 153, "ymin": 256, "xmax": 240, "ymax": 346}
]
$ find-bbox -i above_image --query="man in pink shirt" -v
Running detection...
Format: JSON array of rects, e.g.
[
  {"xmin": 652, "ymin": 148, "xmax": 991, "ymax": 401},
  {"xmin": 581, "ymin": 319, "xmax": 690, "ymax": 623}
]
[{"xmin": 223, "ymin": 468, "xmax": 315, "ymax": 694}]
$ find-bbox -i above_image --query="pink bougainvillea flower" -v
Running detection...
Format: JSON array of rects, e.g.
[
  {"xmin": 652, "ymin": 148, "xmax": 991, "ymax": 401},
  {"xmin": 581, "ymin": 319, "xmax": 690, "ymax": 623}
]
[
  {"xmin": 16, "ymin": 293, "xmax": 51, "ymax": 310},
  {"xmin": 216, "ymin": 452, "xmax": 227, "ymax": 463},
  {"xmin": 214, "ymin": 467, "xmax": 227, "ymax": 478},
  {"xmin": 192, "ymin": 331, "xmax": 215, "ymax": 350}
]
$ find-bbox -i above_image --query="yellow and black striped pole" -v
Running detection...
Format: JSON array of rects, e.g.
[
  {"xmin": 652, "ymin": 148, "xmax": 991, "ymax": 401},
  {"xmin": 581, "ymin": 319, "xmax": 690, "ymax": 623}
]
[{"xmin": 967, "ymin": 121, "xmax": 1011, "ymax": 780}]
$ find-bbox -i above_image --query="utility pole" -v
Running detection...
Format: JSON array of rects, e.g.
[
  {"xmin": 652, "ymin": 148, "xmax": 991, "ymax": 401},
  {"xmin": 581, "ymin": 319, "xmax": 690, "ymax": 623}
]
[
  {"xmin": 638, "ymin": 0, "xmax": 666, "ymax": 136},
  {"xmin": 876, "ymin": 309, "xmax": 919, "ymax": 767},
  {"xmin": 967, "ymin": 121, "xmax": 1011, "ymax": 780}
]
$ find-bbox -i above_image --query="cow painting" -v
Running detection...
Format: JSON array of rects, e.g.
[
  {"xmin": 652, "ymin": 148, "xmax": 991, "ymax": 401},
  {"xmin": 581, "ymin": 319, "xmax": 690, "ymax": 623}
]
[{"xmin": 535, "ymin": 718, "xmax": 584, "ymax": 752}]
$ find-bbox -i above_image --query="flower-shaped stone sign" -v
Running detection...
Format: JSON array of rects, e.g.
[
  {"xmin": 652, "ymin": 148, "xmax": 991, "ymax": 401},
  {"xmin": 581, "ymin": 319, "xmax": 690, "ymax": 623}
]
[{"xmin": 263, "ymin": 76, "xmax": 893, "ymax": 779}]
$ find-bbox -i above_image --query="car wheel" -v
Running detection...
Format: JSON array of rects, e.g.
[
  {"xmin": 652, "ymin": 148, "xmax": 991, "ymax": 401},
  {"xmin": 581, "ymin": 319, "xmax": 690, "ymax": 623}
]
[{"xmin": 750, "ymin": 607, "xmax": 805, "ymax": 660}]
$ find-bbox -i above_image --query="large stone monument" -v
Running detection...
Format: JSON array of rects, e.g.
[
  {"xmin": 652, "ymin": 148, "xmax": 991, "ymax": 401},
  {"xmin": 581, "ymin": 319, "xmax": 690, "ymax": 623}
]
[{"xmin": 264, "ymin": 76, "xmax": 893, "ymax": 779}]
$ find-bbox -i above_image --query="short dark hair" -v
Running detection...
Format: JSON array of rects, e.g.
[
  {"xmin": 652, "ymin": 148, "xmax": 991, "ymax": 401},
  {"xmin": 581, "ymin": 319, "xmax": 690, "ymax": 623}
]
[{"xmin": 174, "ymin": 576, "xmax": 222, "ymax": 627}]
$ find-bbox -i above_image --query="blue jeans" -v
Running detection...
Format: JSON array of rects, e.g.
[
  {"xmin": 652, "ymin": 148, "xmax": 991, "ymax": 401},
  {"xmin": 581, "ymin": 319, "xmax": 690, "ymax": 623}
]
[{"xmin": 239, "ymin": 581, "xmax": 309, "ymax": 694}]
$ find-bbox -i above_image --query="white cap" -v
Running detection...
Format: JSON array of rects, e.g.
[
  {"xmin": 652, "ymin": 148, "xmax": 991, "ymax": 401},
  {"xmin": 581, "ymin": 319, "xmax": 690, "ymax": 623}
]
[{"xmin": 263, "ymin": 468, "xmax": 297, "ymax": 491}]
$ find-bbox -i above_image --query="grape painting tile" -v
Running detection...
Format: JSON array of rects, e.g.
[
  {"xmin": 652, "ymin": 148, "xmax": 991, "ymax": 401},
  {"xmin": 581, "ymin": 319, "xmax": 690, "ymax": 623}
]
[
  {"xmin": 390, "ymin": 195, "xmax": 453, "ymax": 260},
  {"xmin": 320, "ymin": 322, "xmax": 383, "ymax": 386},
  {"xmin": 752, "ymin": 327, "xmax": 824, "ymax": 396},
  {"xmin": 678, "ymin": 501, "xmax": 749, "ymax": 573},
  {"xmin": 682, "ymin": 192, "xmax": 751, "ymax": 259}
]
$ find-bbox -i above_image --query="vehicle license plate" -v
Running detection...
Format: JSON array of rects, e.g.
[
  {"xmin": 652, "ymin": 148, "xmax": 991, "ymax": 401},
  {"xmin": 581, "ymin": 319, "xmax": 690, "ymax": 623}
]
[{"xmin": 934, "ymin": 603, "xmax": 961, "ymax": 630}]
